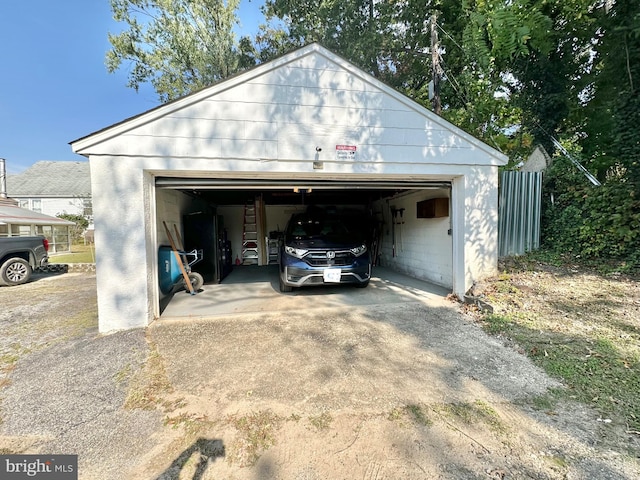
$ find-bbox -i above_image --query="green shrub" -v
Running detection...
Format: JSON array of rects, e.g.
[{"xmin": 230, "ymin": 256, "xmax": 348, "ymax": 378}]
[{"xmin": 541, "ymin": 157, "xmax": 640, "ymax": 270}]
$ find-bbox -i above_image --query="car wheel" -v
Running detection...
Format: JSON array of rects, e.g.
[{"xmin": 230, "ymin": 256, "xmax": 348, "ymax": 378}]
[
  {"xmin": 188, "ymin": 272, "xmax": 204, "ymax": 291},
  {"xmin": 0, "ymin": 258, "xmax": 32, "ymax": 286},
  {"xmin": 355, "ymin": 280, "xmax": 370, "ymax": 288},
  {"xmin": 279, "ymin": 276, "xmax": 293, "ymax": 292}
]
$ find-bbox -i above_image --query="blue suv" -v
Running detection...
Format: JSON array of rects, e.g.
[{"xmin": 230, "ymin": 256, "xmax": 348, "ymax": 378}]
[{"xmin": 278, "ymin": 209, "xmax": 371, "ymax": 292}]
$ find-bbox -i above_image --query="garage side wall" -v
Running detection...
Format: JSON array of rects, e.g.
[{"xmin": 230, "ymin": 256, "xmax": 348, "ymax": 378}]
[
  {"xmin": 90, "ymin": 156, "xmax": 156, "ymax": 332},
  {"xmin": 460, "ymin": 166, "xmax": 500, "ymax": 291}
]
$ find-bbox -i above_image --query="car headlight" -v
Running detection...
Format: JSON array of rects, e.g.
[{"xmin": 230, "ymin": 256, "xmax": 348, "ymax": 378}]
[
  {"xmin": 285, "ymin": 245, "xmax": 308, "ymax": 258},
  {"xmin": 350, "ymin": 244, "xmax": 367, "ymax": 256}
]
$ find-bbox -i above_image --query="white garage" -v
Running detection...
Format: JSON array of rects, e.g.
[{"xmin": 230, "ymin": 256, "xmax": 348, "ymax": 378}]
[{"xmin": 71, "ymin": 43, "xmax": 507, "ymax": 333}]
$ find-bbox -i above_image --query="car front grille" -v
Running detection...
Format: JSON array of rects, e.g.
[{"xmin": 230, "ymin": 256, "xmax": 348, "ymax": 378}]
[{"xmin": 304, "ymin": 250, "xmax": 354, "ymax": 267}]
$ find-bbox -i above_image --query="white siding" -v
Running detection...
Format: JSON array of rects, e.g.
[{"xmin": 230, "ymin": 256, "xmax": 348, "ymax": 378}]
[
  {"xmin": 75, "ymin": 45, "xmax": 506, "ymax": 332},
  {"xmin": 76, "ymin": 49, "xmax": 502, "ymax": 170},
  {"xmin": 12, "ymin": 196, "xmax": 86, "ymax": 218}
]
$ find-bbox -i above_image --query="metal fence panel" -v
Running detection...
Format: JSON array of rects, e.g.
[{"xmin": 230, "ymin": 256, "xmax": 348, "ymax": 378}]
[{"xmin": 498, "ymin": 171, "xmax": 542, "ymax": 257}]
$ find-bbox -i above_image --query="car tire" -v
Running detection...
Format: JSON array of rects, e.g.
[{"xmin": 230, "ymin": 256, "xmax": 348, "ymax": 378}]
[
  {"xmin": 355, "ymin": 280, "xmax": 370, "ymax": 288},
  {"xmin": 188, "ymin": 272, "xmax": 204, "ymax": 291},
  {"xmin": 279, "ymin": 276, "xmax": 293, "ymax": 293},
  {"xmin": 0, "ymin": 257, "xmax": 32, "ymax": 286}
]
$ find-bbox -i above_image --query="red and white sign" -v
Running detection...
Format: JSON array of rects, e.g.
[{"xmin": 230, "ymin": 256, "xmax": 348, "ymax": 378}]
[{"xmin": 335, "ymin": 145, "xmax": 357, "ymax": 160}]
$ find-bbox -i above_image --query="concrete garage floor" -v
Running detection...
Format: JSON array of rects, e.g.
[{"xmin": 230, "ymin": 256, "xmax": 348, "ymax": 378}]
[{"xmin": 160, "ymin": 265, "xmax": 452, "ymax": 319}]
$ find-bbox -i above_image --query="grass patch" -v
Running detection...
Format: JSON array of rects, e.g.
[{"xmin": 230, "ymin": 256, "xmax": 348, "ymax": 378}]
[
  {"xmin": 532, "ymin": 338, "xmax": 640, "ymax": 424},
  {"xmin": 404, "ymin": 404, "xmax": 432, "ymax": 426},
  {"xmin": 49, "ymin": 244, "xmax": 95, "ymax": 264},
  {"xmin": 164, "ymin": 412, "xmax": 214, "ymax": 435},
  {"xmin": 483, "ymin": 314, "xmax": 513, "ymax": 335},
  {"xmin": 124, "ymin": 343, "xmax": 173, "ymax": 411},
  {"xmin": 387, "ymin": 404, "xmax": 433, "ymax": 427},
  {"xmin": 475, "ymin": 256, "xmax": 640, "ymax": 431},
  {"xmin": 227, "ymin": 410, "xmax": 282, "ymax": 467},
  {"xmin": 308, "ymin": 411, "xmax": 333, "ymax": 431},
  {"xmin": 481, "ymin": 316, "xmax": 640, "ymax": 430},
  {"xmin": 0, "ymin": 343, "xmax": 30, "ymax": 374},
  {"xmin": 520, "ymin": 390, "xmax": 564, "ymax": 413},
  {"xmin": 434, "ymin": 400, "xmax": 507, "ymax": 435}
]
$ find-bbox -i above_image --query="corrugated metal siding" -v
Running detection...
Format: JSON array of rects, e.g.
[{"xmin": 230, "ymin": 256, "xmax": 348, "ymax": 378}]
[{"xmin": 498, "ymin": 171, "xmax": 542, "ymax": 257}]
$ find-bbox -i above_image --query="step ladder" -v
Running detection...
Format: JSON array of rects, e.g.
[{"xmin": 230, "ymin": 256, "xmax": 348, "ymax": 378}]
[{"xmin": 241, "ymin": 201, "xmax": 259, "ymax": 265}]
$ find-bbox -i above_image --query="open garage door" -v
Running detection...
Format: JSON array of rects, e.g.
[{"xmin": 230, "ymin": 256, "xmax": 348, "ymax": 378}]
[{"xmin": 155, "ymin": 177, "xmax": 453, "ymax": 311}]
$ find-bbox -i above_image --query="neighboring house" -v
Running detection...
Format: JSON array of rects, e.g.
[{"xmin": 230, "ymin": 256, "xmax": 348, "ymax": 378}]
[
  {"xmin": 520, "ymin": 145, "xmax": 552, "ymax": 173},
  {"xmin": 6, "ymin": 161, "xmax": 92, "ymax": 227},
  {"xmin": 71, "ymin": 43, "xmax": 508, "ymax": 333}
]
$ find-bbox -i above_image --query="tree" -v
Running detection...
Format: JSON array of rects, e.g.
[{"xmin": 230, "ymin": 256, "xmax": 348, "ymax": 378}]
[
  {"xmin": 580, "ymin": 0, "xmax": 640, "ymax": 181},
  {"xmin": 57, "ymin": 213, "xmax": 90, "ymax": 244},
  {"xmin": 261, "ymin": 0, "xmax": 569, "ymax": 161},
  {"xmin": 107, "ymin": 0, "xmax": 243, "ymax": 102},
  {"xmin": 262, "ymin": 0, "xmax": 399, "ymax": 79}
]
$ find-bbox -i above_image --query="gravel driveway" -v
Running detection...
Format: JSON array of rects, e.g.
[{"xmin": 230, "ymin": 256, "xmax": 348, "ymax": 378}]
[{"xmin": 1, "ymin": 271, "xmax": 638, "ymax": 479}]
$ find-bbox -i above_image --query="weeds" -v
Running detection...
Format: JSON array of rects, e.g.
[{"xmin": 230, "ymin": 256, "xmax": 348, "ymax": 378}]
[
  {"xmin": 434, "ymin": 400, "xmax": 507, "ymax": 435},
  {"xmin": 474, "ymin": 255, "xmax": 640, "ymax": 431},
  {"xmin": 308, "ymin": 411, "xmax": 333, "ymax": 431},
  {"xmin": 124, "ymin": 343, "xmax": 173, "ymax": 411},
  {"xmin": 227, "ymin": 410, "xmax": 282, "ymax": 467}
]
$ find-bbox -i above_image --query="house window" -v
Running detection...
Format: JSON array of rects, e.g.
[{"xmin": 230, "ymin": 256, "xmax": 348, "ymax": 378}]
[
  {"xmin": 0, "ymin": 224, "xmax": 8, "ymax": 237},
  {"xmin": 31, "ymin": 199, "xmax": 42, "ymax": 213},
  {"xmin": 82, "ymin": 198, "xmax": 93, "ymax": 217},
  {"xmin": 19, "ymin": 199, "xmax": 29, "ymax": 209}
]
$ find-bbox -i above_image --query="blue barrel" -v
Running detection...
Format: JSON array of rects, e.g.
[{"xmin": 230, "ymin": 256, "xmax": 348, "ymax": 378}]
[{"xmin": 158, "ymin": 246, "xmax": 182, "ymax": 295}]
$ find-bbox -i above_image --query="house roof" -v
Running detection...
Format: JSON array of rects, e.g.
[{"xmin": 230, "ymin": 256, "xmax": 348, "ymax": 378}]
[
  {"xmin": 70, "ymin": 43, "xmax": 508, "ymax": 166},
  {"xmin": 0, "ymin": 203, "xmax": 75, "ymax": 226},
  {"xmin": 6, "ymin": 161, "xmax": 91, "ymax": 197}
]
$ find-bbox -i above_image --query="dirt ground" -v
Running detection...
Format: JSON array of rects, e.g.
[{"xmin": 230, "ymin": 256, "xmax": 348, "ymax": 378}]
[{"xmin": 1, "ymin": 268, "xmax": 639, "ymax": 479}]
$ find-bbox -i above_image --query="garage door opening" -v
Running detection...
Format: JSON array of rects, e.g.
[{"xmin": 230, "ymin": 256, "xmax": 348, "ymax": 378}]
[{"xmin": 155, "ymin": 178, "xmax": 453, "ymax": 314}]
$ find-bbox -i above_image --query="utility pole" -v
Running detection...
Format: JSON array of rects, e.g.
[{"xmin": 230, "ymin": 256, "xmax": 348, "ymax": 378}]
[{"xmin": 430, "ymin": 12, "xmax": 442, "ymax": 115}]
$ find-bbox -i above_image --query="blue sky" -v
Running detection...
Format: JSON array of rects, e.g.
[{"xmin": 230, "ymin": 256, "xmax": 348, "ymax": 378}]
[{"xmin": 0, "ymin": 0, "xmax": 264, "ymax": 174}]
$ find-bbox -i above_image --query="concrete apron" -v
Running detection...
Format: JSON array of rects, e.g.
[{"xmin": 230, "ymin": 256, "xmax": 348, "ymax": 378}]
[
  {"xmin": 150, "ymin": 264, "xmax": 556, "ymax": 420},
  {"xmin": 159, "ymin": 265, "xmax": 452, "ymax": 320}
]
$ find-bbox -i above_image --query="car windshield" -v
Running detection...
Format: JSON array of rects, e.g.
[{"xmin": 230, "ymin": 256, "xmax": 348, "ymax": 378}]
[{"xmin": 287, "ymin": 215, "xmax": 356, "ymax": 239}]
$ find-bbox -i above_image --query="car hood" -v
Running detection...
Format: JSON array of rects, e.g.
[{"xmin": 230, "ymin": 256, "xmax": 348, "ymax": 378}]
[{"xmin": 287, "ymin": 236, "xmax": 364, "ymax": 250}]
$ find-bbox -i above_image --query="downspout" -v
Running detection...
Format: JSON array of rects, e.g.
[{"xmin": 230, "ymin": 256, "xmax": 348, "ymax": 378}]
[{"xmin": 0, "ymin": 158, "xmax": 7, "ymax": 198}]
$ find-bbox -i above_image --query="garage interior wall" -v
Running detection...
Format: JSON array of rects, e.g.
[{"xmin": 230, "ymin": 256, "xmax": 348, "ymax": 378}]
[{"xmin": 374, "ymin": 189, "xmax": 452, "ymax": 288}]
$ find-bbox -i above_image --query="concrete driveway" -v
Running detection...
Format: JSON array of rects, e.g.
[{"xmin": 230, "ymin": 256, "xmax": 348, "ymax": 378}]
[
  {"xmin": 5, "ymin": 269, "xmax": 627, "ymax": 479},
  {"xmin": 142, "ymin": 266, "xmax": 569, "ymax": 479}
]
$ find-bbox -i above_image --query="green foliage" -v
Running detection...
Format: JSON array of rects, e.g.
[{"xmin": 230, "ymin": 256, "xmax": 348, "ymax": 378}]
[
  {"xmin": 263, "ymin": 0, "xmax": 398, "ymax": 78},
  {"xmin": 107, "ymin": 0, "xmax": 244, "ymax": 102},
  {"xmin": 533, "ymin": 337, "xmax": 640, "ymax": 430},
  {"xmin": 541, "ymin": 157, "xmax": 640, "ymax": 269},
  {"xmin": 461, "ymin": 0, "xmax": 553, "ymax": 68},
  {"xmin": 57, "ymin": 213, "xmax": 90, "ymax": 244},
  {"xmin": 103, "ymin": 0, "xmax": 639, "ymax": 255}
]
